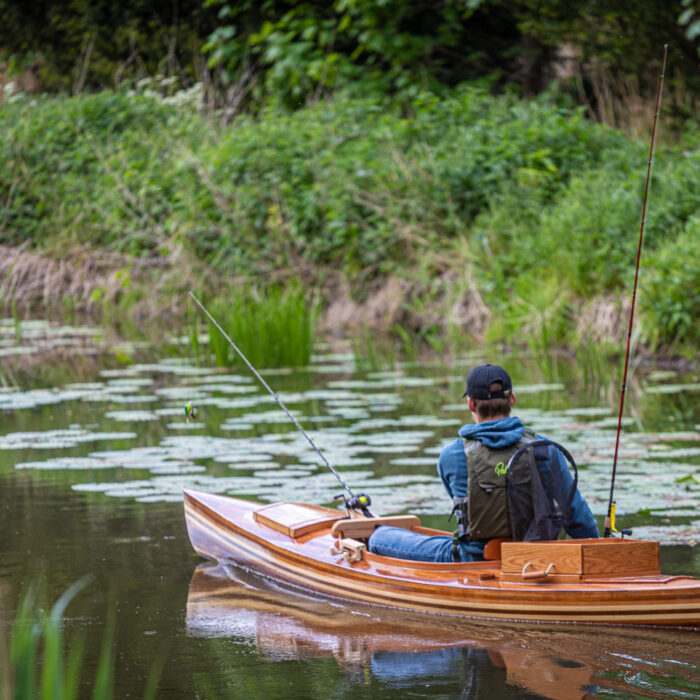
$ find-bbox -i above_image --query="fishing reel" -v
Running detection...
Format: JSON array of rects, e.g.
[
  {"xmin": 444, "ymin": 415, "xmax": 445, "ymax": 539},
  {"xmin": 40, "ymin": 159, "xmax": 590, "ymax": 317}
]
[
  {"xmin": 335, "ymin": 492, "xmax": 374, "ymax": 518},
  {"xmin": 604, "ymin": 501, "xmax": 633, "ymax": 538}
]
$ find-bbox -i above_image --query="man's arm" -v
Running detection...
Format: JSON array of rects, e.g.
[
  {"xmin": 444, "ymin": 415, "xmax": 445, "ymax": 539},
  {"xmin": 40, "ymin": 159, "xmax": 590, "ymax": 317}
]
[{"xmin": 437, "ymin": 439, "xmax": 469, "ymax": 499}]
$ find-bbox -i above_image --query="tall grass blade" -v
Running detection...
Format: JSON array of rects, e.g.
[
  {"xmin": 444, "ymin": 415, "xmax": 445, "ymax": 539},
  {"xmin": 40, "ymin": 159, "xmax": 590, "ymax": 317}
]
[
  {"xmin": 41, "ymin": 576, "xmax": 92, "ymax": 700},
  {"xmin": 12, "ymin": 302, "xmax": 21, "ymax": 345},
  {"xmin": 92, "ymin": 608, "xmax": 115, "ymax": 700},
  {"xmin": 352, "ymin": 326, "xmax": 399, "ymax": 371},
  {"xmin": 64, "ymin": 632, "xmax": 86, "ymax": 700},
  {"xmin": 9, "ymin": 584, "xmax": 41, "ymax": 700},
  {"xmin": 142, "ymin": 646, "xmax": 168, "ymax": 700},
  {"xmin": 208, "ymin": 280, "xmax": 316, "ymax": 368},
  {"xmin": 188, "ymin": 296, "xmax": 201, "ymax": 366}
]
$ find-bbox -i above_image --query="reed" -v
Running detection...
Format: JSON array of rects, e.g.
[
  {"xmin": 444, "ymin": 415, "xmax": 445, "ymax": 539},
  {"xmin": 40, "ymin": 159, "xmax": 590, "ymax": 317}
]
[
  {"xmin": 2, "ymin": 578, "xmax": 96, "ymax": 700},
  {"xmin": 1, "ymin": 579, "xmax": 162, "ymax": 699},
  {"xmin": 206, "ymin": 280, "xmax": 317, "ymax": 368},
  {"xmin": 12, "ymin": 302, "xmax": 21, "ymax": 344}
]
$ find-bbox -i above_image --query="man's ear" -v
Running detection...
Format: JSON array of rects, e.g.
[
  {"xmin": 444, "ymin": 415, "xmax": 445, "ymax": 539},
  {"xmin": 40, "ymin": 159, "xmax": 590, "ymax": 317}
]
[
  {"xmin": 510, "ymin": 392, "xmax": 516, "ymax": 407},
  {"xmin": 467, "ymin": 397, "xmax": 476, "ymax": 413}
]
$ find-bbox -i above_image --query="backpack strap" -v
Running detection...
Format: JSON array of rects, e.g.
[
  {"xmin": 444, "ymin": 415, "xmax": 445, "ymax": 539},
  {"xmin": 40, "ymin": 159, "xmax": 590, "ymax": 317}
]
[
  {"xmin": 450, "ymin": 439, "xmax": 481, "ymax": 559},
  {"xmin": 462, "ymin": 439, "xmax": 480, "ymax": 454},
  {"xmin": 521, "ymin": 427, "xmax": 549, "ymax": 462}
]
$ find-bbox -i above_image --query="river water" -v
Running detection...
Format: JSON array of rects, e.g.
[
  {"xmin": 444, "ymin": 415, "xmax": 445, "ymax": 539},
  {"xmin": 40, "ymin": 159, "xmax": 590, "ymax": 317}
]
[{"xmin": 0, "ymin": 319, "xmax": 698, "ymax": 698}]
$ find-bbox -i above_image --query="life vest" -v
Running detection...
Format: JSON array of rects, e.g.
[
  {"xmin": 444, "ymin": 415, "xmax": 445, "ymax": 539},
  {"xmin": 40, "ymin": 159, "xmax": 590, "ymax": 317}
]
[{"xmin": 460, "ymin": 427, "xmax": 538, "ymax": 541}]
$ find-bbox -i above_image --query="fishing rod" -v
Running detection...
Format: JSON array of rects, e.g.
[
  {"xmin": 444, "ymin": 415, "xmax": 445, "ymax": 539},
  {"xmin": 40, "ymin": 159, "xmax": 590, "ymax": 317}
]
[
  {"xmin": 604, "ymin": 44, "xmax": 669, "ymax": 538},
  {"xmin": 188, "ymin": 290, "xmax": 374, "ymax": 517}
]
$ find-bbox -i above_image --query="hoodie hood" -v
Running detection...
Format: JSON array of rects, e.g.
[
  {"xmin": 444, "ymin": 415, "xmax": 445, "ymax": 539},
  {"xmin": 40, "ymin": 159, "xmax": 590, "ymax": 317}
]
[{"xmin": 458, "ymin": 416, "xmax": 524, "ymax": 449}]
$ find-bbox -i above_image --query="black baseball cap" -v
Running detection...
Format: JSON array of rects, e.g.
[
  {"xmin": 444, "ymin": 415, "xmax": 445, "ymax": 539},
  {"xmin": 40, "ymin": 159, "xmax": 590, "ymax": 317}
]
[{"xmin": 463, "ymin": 364, "xmax": 513, "ymax": 399}]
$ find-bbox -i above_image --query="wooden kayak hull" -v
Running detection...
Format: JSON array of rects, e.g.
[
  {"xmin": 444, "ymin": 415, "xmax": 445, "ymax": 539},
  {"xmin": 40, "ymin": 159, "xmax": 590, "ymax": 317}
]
[{"xmin": 183, "ymin": 488, "xmax": 700, "ymax": 627}]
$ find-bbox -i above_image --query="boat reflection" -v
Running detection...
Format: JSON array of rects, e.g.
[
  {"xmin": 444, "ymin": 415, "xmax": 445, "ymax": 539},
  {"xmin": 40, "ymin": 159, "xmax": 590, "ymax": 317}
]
[{"xmin": 186, "ymin": 563, "xmax": 699, "ymax": 700}]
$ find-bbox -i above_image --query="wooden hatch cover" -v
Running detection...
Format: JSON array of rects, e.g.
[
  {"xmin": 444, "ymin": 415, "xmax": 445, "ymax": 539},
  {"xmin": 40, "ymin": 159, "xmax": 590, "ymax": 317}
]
[
  {"xmin": 501, "ymin": 538, "xmax": 660, "ymax": 577},
  {"xmin": 254, "ymin": 502, "xmax": 345, "ymax": 538}
]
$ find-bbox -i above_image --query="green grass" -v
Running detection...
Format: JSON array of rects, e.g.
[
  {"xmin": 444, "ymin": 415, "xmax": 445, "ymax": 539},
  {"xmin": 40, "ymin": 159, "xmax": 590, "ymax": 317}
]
[
  {"xmin": 202, "ymin": 280, "xmax": 317, "ymax": 369},
  {"xmin": 1, "ymin": 580, "xmax": 162, "ymax": 700},
  {"xmin": 352, "ymin": 326, "xmax": 398, "ymax": 371}
]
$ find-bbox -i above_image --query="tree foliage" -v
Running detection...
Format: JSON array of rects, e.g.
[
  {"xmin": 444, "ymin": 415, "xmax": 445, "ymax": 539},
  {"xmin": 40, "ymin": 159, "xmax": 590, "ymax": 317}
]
[
  {"xmin": 201, "ymin": 0, "xmax": 700, "ymax": 112},
  {"xmin": 0, "ymin": 0, "xmax": 217, "ymax": 92},
  {"xmin": 1, "ymin": 1, "xmax": 699, "ymax": 113},
  {"xmin": 202, "ymin": 0, "xmax": 522, "ymax": 106}
]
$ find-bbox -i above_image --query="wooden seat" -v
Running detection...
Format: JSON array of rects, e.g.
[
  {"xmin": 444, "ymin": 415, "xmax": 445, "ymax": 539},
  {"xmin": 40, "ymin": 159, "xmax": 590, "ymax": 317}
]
[{"xmin": 331, "ymin": 515, "xmax": 421, "ymax": 540}]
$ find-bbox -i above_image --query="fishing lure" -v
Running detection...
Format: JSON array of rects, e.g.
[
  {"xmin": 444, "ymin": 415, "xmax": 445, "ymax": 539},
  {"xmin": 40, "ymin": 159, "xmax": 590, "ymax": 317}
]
[{"xmin": 184, "ymin": 401, "xmax": 197, "ymax": 422}]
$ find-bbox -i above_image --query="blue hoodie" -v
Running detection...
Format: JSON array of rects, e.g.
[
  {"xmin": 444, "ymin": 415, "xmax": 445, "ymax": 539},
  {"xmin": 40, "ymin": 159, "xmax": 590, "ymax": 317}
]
[{"xmin": 437, "ymin": 415, "xmax": 599, "ymax": 540}]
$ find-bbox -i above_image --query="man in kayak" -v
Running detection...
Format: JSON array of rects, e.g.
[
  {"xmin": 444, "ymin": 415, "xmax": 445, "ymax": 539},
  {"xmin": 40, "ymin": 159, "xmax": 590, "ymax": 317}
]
[{"xmin": 368, "ymin": 363, "xmax": 599, "ymax": 562}]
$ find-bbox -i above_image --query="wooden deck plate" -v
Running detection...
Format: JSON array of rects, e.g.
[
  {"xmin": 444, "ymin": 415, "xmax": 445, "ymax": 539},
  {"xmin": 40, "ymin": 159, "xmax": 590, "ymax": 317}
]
[
  {"xmin": 253, "ymin": 502, "xmax": 344, "ymax": 538},
  {"xmin": 502, "ymin": 539, "xmax": 660, "ymax": 576}
]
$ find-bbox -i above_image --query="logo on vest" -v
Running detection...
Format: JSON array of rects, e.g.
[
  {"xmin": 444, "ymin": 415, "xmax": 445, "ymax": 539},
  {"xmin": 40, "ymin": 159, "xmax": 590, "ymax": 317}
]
[{"xmin": 494, "ymin": 461, "xmax": 508, "ymax": 476}]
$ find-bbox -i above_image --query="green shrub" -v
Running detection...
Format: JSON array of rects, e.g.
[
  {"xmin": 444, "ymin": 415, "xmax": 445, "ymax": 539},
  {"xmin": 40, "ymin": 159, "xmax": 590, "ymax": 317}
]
[
  {"xmin": 642, "ymin": 216, "xmax": 700, "ymax": 347},
  {"xmin": 0, "ymin": 93, "xmax": 206, "ymax": 253},
  {"xmin": 2, "ymin": 87, "xmax": 699, "ymax": 349}
]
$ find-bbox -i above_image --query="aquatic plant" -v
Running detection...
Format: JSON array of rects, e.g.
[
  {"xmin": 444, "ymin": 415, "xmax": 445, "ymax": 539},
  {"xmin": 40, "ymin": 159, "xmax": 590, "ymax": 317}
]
[
  {"xmin": 352, "ymin": 326, "xmax": 397, "ymax": 372},
  {"xmin": 205, "ymin": 281, "xmax": 317, "ymax": 369},
  {"xmin": 2, "ymin": 579, "xmax": 93, "ymax": 699},
  {"xmin": 1, "ymin": 580, "xmax": 162, "ymax": 700}
]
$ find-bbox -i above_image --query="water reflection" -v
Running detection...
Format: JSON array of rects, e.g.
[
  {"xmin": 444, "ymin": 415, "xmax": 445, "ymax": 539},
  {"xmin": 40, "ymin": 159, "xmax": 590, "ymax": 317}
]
[{"xmin": 186, "ymin": 563, "xmax": 699, "ymax": 699}]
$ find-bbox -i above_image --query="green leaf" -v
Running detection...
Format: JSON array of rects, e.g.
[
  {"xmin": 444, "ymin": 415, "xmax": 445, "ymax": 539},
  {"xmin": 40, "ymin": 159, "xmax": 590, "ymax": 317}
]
[{"xmin": 679, "ymin": 8, "xmax": 694, "ymax": 24}]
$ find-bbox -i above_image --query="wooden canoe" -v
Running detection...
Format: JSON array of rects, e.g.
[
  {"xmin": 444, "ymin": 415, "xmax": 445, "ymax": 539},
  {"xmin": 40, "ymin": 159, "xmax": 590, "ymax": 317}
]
[{"xmin": 183, "ymin": 488, "xmax": 700, "ymax": 627}]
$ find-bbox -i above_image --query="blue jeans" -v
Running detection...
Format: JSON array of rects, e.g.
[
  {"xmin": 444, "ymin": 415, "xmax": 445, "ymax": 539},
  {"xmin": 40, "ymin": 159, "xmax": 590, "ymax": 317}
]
[{"xmin": 367, "ymin": 526, "xmax": 485, "ymax": 563}]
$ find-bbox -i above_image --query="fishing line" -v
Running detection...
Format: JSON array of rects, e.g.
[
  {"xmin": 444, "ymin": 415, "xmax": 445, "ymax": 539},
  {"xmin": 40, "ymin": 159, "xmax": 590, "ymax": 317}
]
[
  {"xmin": 188, "ymin": 290, "xmax": 372, "ymax": 512},
  {"xmin": 604, "ymin": 44, "xmax": 669, "ymax": 538}
]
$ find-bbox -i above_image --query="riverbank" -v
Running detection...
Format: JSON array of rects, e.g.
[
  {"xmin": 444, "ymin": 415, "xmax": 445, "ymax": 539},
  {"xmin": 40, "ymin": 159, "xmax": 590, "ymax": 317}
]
[
  {"xmin": 0, "ymin": 241, "xmax": 631, "ymax": 343},
  {"xmin": 1, "ymin": 88, "xmax": 698, "ymax": 357},
  {"xmin": 4, "ymin": 241, "xmax": 700, "ymax": 374}
]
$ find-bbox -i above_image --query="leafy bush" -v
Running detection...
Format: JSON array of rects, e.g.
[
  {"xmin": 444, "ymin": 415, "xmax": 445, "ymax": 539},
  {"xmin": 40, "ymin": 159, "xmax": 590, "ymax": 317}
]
[
  {"xmin": 1, "ymin": 87, "xmax": 699, "ymax": 350},
  {"xmin": 642, "ymin": 217, "xmax": 700, "ymax": 347},
  {"xmin": 0, "ymin": 92, "xmax": 206, "ymax": 253}
]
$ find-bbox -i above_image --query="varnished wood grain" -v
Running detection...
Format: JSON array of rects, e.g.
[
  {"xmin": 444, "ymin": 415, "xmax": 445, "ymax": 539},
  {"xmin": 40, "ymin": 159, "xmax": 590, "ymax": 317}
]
[
  {"xmin": 253, "ymin": 501, "xmax": 344, "ymax": 538},
  {"xmin": 582, "ymin": 540, "xmax": 659, "ymax": 575},
  {"xmin": 331, "ymin": 515, "xmax": 421, "ymax": 539},
  {"xmin": 183, "ymin": 490, "xmax": 700, "ymax": 627},
  {"xmin": 502, "ymin": 539, "xmax": 661, "ymax": 576},
  {"xmin": 501, "ymin": 542, "xmax": 583, "ymax": 574}
]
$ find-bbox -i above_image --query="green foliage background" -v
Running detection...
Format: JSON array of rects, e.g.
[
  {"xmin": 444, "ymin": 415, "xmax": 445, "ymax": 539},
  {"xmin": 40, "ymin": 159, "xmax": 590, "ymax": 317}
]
[
  {"xmin": 1, "ymin": 1, "xmax": 699, "ymax": 355},
  {"xmin": 1, "ymin": 86, "xmax": 698, "ymax": 350},
  {"xmin": 1, "ymin": 1, "xmax": 699, "ymax": 108}
]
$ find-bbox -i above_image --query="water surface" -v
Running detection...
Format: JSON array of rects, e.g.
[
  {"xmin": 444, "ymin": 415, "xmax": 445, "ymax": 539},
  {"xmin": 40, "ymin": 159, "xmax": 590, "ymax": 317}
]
[{"xmin": 0, "ymin": 319, "xmax": 698, "ymax": 698}]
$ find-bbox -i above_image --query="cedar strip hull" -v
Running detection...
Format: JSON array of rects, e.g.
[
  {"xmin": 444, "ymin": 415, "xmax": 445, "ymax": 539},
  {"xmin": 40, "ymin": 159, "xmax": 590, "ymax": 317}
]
[{"xmin": 183, "ymin": 489, "xmax": 700, "ymax": 627}]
